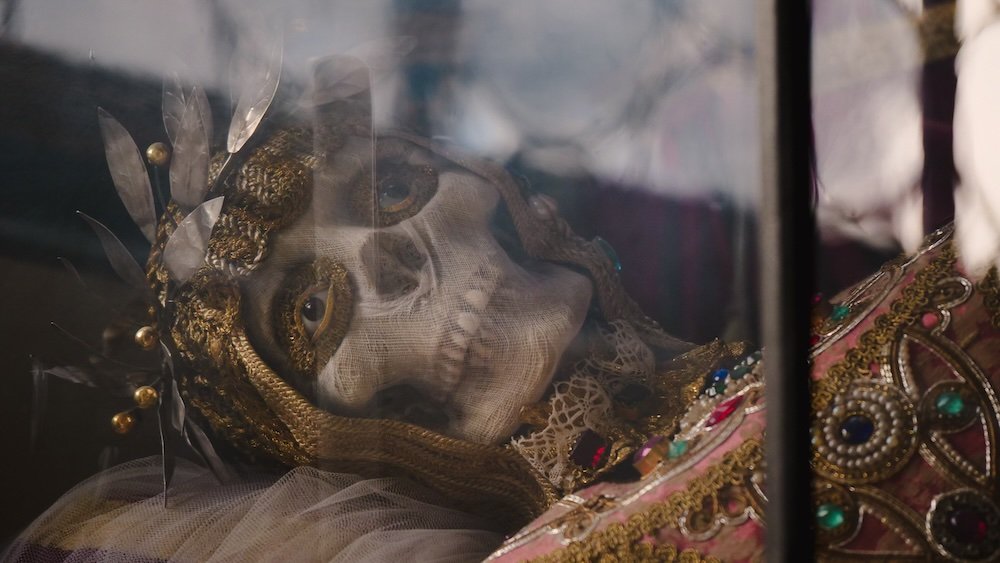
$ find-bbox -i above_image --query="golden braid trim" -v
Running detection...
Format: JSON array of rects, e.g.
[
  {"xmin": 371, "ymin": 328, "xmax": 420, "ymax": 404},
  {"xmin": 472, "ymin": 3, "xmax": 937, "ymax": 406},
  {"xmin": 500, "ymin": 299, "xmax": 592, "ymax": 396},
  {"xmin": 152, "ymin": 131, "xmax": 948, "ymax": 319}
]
[
  {"xmin": 533, "ymin": 438, "xmax": 761, "ymax": 563},
  {"xmin": 232, "ymin": 321, "xmax": 558, "ymax": 531},
  {"xmin": 811, "ymin": 241, "xmax": 957, "ymax": 411},
  {"xmin": 978, "ymin": 268, "xmax": 1000, "ymax": 329}
]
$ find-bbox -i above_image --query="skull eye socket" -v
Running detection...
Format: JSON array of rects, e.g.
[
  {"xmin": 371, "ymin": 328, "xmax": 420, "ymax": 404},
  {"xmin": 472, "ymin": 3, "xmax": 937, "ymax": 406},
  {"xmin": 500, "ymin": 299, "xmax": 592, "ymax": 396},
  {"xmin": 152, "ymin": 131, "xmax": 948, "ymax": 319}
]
[
  {"xmin": 274, "ymin": 259, "xmax": 353, "ymax": 378},
  {"xmin": 377, "ymin": 178, "xmax": 415, "ymax": 213},
  {"xmin": 365, "ymin": 160, "xmax": 438, "ymax": 227}
]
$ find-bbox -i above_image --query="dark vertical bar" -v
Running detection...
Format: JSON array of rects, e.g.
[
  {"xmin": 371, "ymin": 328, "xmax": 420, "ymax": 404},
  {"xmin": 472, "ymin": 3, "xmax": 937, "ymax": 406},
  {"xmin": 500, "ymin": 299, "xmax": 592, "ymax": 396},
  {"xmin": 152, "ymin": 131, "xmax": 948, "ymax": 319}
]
[{"xmin": 757, "ymin": 0, "xmax": 814, "ymax": 560}]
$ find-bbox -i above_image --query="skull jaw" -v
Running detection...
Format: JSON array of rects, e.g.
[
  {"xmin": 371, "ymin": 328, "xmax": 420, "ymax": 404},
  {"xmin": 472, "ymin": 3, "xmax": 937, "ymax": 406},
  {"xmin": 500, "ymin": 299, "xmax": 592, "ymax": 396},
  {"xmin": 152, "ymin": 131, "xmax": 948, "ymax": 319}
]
[{"xmin": 319, "ymin": 261, "xmax": 593, "ymax": 445}]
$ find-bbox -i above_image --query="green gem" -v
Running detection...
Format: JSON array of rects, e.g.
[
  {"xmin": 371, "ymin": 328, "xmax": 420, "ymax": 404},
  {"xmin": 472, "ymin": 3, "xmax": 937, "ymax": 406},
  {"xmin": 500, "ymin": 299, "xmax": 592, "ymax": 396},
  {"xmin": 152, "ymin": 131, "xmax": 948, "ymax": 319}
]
[
  {"xmin": 816, "ymin": 503, "xmax": 845, "ymax": 530},
  {"xmin": 731, "ymin": 366, "xmax": 748, "ymax": 380},
  {"xmin": 935, "ymin": 391, "xmax": 965, "ymax": 416},
  {"xmin": 713, "ymin": 381, "xmax": 726, "ymax": 393},
  {"xmin": 830, "ymin": 305, "xmax": 850, "ymax": 322},
  {"xmin": 667, "ymin": 440, "xmax": 688, "ymax": 459}
]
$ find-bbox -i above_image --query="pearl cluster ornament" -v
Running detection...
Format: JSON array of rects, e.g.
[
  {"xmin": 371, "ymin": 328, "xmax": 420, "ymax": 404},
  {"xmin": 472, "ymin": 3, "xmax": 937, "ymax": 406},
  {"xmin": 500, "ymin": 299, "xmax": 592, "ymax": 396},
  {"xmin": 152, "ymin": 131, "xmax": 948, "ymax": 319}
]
[{"xmin": 812, "ymin": 380, "xmax": 917, "ymax": 484}]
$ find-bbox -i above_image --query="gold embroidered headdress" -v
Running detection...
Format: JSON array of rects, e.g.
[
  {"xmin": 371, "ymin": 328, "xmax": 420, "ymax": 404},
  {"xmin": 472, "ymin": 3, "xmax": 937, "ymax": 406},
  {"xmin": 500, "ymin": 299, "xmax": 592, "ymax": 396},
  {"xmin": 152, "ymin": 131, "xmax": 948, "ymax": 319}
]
[{"xmin": 81, "ymin": 50, "xmax": 694, "ymax": 532}]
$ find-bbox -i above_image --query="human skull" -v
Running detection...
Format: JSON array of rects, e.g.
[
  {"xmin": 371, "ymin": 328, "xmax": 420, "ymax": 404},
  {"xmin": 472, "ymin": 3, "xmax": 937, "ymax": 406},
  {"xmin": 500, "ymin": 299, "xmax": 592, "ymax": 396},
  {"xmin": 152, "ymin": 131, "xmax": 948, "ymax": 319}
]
[{"xmin": 242, "ymin": 134, "xmax": 593, "ymax": 445}]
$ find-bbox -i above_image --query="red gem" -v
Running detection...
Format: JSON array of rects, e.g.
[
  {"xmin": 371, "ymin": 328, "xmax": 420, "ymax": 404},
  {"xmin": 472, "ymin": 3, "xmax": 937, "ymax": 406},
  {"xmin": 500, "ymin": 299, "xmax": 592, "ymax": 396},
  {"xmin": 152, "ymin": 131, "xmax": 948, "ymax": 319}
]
[
  {"xmin": 921, "ymin": 312, "xmax": 940, "ymax": 329},
  {"xmin": 949, "ymin": 509, "xmax": 989, "ymax": 544},
  {"xmin": 706, "ymin": 395, "xmax": 744, "ymax": 427},
  {"xmin": 810, "ymin": 334, "xmax": 820, "ymax": 346},
  {"xmin": 812, "ymin": 293, "xmax": 824, "ymax": 305},
  {"xmin": 571, "ymin": 429, "xmax": 609, "ymax": 469}
]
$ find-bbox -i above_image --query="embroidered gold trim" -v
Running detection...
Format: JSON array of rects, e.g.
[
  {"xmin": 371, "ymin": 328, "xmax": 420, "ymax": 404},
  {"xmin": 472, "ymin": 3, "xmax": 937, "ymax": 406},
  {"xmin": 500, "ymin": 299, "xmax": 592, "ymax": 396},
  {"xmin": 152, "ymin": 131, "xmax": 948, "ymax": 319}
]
[
  {"xmin": 978, "ymin": 268, "xmax": 1000, "ymax": 329},
  {"xmin": 812, "ymin": 242, "xmax": 956, "ymax": 411},
  {"xmin": 534, "ymin": 438, "xmax": 761, "ymax": 563},
  {"xmin": 274, "ymin": 258, "xmax": 353, "ymax": 379}
]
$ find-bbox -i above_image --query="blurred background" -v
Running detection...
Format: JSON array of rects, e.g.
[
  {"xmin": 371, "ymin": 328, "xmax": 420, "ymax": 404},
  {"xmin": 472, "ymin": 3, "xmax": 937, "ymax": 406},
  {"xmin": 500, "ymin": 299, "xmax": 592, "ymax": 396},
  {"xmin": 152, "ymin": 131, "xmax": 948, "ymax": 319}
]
[{"xmin": 0, "ymin": 0, "xmax": 958, "ymax": 542}]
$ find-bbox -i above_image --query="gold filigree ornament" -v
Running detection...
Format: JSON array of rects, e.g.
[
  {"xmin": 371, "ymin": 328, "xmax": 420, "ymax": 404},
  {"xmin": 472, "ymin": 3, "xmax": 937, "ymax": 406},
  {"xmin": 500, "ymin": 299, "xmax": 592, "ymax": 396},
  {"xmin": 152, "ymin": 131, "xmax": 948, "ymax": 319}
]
[
  {"xmin": 926, "ymin": 489, "xmax": 1000, "ymax": 561},
  {"xmin": 807, "ymin": 230, "xmax": 1000, "ymax": 560},
  {"xmin": 812, "ymin": 226, "xmax": 957, "ymax": 412},
  {"xmin": 531, "ymin": 438, "xmax": 763, "ymax": 563}
]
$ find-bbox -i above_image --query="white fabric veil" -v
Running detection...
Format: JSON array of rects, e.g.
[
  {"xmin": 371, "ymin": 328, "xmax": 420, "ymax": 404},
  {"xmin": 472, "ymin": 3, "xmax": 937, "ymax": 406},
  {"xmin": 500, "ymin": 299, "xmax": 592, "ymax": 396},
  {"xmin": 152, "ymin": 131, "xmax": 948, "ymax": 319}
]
[{"xmin": 4, "ymin": 457, "xmax": 502, "ymax": 562}]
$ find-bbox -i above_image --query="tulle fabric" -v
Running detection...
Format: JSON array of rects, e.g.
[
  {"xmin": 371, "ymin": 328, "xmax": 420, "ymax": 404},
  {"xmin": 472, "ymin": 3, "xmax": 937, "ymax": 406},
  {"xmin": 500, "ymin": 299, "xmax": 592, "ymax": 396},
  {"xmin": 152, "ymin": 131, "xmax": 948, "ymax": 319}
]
[{"xmin": 4, "ymin": 457, "xmax": 503, "ymax": 562}]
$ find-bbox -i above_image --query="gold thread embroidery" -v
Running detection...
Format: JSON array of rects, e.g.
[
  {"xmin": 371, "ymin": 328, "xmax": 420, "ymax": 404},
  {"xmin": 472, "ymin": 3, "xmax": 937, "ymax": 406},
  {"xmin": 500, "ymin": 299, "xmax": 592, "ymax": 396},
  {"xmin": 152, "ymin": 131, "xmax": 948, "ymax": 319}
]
[
  {"xmin": 978, "ymin": 268, "xmax": 1000, "ymax": 329},
  {"xmin": 274, "ymin": 258, "xmax": 353, "ymax": 379},
  {"xmin": 533, "ymin": 438, "xmax": 761, "ymax": 563},
  {"xmin": 812, "ymin": 242, "xmax": 956, "ymax": 412}
]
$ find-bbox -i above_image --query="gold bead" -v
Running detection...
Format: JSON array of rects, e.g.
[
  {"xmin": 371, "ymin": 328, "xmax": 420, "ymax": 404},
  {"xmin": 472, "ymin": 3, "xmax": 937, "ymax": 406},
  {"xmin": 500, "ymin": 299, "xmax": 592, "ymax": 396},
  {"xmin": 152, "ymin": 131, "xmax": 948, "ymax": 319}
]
[
  {"xmin": 134, "ymin": 325, "xmax": 158, "ymax": 351},
  {"xmin": 111, "ymin": 411, "xmax": 137, "ymax": 434},
  {"xmin": 133, "ymin": 385, "xmax": 159, "ymax": 409},
  {"xmin": 146, "ymin": 142, "xmax": 171, "ymax": 166}
]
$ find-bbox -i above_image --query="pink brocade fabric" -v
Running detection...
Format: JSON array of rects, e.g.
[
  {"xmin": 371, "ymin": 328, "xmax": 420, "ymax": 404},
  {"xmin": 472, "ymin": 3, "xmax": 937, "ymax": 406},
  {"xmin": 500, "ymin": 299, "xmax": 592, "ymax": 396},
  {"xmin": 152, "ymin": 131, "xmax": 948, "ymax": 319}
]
[{"xmin": 491, "ymin": 228, "xmax": 1000, "ymax": 561}]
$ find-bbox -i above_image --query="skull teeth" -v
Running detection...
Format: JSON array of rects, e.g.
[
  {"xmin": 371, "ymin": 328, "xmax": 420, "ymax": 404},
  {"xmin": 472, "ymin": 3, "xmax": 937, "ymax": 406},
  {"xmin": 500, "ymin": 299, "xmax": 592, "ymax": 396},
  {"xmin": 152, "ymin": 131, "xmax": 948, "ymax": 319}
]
[
  {"xmin": 469, "ymin": 341, "xmax": 490, "ymax": 358},
  {"xmin": 457, "ymin": 312, "xmax": 481, "ymax": 335},
  {"xmin": 464, "ymin": 289, "xmax": 489, "ymax": 311},
  {"xmin": 443, "ymin": 346, "xmax": 466, "ymax": 362},
  {"xmin": 440, "ymin": 362, "xmax": 462, "ymax": 385}
]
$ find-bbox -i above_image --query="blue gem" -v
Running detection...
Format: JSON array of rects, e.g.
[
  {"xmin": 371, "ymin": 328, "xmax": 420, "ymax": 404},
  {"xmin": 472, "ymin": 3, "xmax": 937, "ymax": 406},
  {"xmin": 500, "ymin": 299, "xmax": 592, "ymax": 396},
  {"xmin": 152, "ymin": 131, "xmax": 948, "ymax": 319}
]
[
  {"xmin": 839, "ymin": 415, "xmax": 875, "ymax": 444},
  {"xmin": 711, "ymin": 369, "xmax": 729, "ymax": 383},
  {"xmin": 593, "ymin": 236, "xmax": 622, "ymax": 272}
]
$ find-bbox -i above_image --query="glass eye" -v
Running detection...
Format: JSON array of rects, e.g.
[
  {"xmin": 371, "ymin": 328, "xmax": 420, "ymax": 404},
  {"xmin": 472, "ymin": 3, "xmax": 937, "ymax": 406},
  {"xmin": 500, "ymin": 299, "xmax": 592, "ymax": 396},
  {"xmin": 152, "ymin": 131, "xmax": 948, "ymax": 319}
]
[
  {"xmin": 299, "ymin": 287, "xmax": 332, "ymax": 338},
  {"xmin": 378, "ymin": 179, "xmax": 415, "ymax": 213},
  {"xmin": 301, "ymin": 294, "xmax": 325, "ymax": 323},
  {"xmin": 361, "ymin": 155, "xmax": 438, "ymax": 227}
]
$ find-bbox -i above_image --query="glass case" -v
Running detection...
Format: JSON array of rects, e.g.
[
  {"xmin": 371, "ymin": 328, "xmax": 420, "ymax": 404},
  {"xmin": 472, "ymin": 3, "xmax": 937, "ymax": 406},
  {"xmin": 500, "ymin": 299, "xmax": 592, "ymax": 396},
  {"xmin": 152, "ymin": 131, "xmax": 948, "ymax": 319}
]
[{"xmin": 0, "ymin": 1, "xmax": 988, "ymax": 561}]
